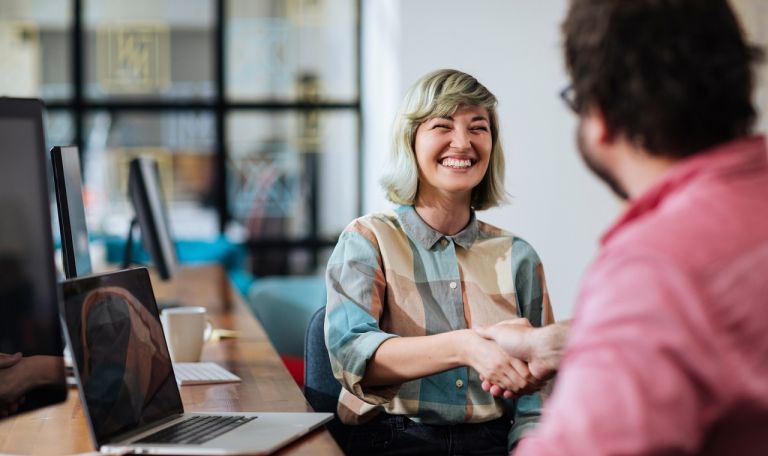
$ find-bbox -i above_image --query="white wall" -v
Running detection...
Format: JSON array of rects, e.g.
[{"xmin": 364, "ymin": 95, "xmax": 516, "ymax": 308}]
[
  {"xmin": 731, "ymin": 0, "xmax": 768, "ymax": 135},
  {"xmin": 362, "ymin": 0, "xmax": 619, "ymax": 319}
]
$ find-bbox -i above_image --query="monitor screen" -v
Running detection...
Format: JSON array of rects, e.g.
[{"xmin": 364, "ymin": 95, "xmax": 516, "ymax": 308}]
[
  {"xmin": 127, "ymin": 157, "xmax": 178, "ymax": 280},
  {"xmin": 0, "ymin": 98, "xmax": 67, "ymax": 417},
  {"xmin": 51, "ymin": 146, "xmax": 92, "ymax": 278}
]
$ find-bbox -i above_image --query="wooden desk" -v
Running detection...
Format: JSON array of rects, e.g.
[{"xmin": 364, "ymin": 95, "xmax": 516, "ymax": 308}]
[{"xmin": 0, "ymin": 265, "xmax": 342, "ymax": 455}]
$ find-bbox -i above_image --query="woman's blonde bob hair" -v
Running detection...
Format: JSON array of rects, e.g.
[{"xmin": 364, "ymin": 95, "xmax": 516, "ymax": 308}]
[{"xmin": 380, "ymin": 69, "xmax": 506, "ymax": 210}]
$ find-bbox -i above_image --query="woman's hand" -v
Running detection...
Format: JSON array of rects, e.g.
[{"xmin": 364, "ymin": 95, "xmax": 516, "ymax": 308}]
[{"xmin": 459, "ymin": 330, "xmax": 541, "ymax": 398}]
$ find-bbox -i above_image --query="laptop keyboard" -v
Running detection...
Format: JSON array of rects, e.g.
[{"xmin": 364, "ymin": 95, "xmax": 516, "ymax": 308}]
[{"xmin": 136, "ymin": 415, "xmax": 257, "ymax": 445}]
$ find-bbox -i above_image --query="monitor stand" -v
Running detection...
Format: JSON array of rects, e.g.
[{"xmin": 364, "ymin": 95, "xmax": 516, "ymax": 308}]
[
  {"xmin": 121, "ymin": 217, "xmax": 139, "ymax": 270},
  {"xmin": 122, "ymin": 216, "xmax": 182, "ymax": 312}
]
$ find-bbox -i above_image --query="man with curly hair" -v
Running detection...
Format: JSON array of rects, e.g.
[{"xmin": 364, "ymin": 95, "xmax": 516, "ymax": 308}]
[{"xmin": 476, "ymin": 0, "xmax": 768, "ymax": 454}]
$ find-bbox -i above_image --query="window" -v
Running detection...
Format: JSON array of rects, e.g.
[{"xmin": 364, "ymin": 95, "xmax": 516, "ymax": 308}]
[{"xmin": 0, "ymin": 0, "xmax": 360, "ymax": 276}]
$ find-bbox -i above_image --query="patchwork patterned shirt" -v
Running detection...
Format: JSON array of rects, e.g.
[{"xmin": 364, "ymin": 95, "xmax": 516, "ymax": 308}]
[{"xmin": 325, "ymin": 205, "xmax": 553, "ymax": 434}]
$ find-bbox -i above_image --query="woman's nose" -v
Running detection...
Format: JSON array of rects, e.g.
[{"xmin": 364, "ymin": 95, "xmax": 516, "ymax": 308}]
[{"xmin": 450, "ymin": 129, "xmax": 471, "ymax": 149}]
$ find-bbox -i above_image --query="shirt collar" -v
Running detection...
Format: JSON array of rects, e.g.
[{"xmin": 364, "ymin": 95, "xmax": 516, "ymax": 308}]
[
  {"xmin": 396, "ymin": 205, "xmax": 479, "ymax": 250},
  {"xmin": 601, "ymin": 135, "xmax": 768, "ymax": 245}
]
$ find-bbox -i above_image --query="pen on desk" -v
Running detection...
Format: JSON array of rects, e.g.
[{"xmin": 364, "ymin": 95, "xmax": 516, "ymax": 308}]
[{"xmin": 212, "ymin": 328, "xmax": 241, "ymax": 339}]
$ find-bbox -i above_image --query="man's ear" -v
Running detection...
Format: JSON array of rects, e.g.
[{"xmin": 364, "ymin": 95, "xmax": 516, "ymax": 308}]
[{"xmin": 581, "ymin": 105, "xmax": 613, "ymax": 147}]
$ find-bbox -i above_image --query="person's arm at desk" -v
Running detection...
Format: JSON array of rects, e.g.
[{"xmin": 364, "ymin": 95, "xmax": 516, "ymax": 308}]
[
  {"xmin": 0, "ymin": 353, "xmax": 65, "ymax": 416},
  {"xmin": 362, "ymin": 329, "xmax": 536, "ymax": 396}
]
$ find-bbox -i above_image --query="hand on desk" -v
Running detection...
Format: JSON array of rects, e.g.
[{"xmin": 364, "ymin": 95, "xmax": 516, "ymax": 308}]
[
  {"xmin": 0, "ymin": 352, "xmax": 65, "ymax": 417},
  {"xmin": 0, "ymin": 351, "xmax": 22, "ymax": 369},
  {"xmin": 0, "ymin": 352, "xmax": 25, "ymax": 416},
  {"xmin": 474, "ymin": 319, "xmax": 569, "ymax": 398}
]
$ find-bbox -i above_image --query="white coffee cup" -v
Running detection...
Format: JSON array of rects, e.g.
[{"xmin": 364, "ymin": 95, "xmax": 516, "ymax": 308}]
[{"xmin": 160, "ymin": 306, "xmax": 214, "ymax": 362}]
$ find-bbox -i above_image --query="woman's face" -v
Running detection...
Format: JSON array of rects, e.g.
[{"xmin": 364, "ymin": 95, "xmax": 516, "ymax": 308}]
[{"xmin": 414, "ymin": 105, "xmax": 492, "ymax": 200}]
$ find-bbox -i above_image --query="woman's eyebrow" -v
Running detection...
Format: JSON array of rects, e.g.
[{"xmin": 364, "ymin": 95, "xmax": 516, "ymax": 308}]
[{"xmin": 434, "ymin": 115, "xmax": 488, "ymax": 122}]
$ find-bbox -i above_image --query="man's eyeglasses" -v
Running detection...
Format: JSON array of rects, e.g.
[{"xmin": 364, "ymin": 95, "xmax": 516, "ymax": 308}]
[{"xmin": 559, "ymin": 84, "xmax": 580, "ymax": 113}]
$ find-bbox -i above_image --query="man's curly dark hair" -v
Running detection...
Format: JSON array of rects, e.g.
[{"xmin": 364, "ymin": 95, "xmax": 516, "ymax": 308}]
[{"xmin": 563, "ymin": 0, "xmax": 764, "ymax": 157}]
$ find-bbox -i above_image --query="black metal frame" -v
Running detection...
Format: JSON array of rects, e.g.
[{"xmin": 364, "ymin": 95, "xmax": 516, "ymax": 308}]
[{"xmin": 45, "ymin": 0, "xmax": 362, "ymax": 272}]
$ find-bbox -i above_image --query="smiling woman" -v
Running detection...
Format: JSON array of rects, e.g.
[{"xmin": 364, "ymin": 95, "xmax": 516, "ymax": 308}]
[
  {"xmin": 381, "ymin": 70, "xmax": 506, "ymax": 213},
  {"xmin": 324, "ymin": 69, "xmax": 554, "ymax": 455}
]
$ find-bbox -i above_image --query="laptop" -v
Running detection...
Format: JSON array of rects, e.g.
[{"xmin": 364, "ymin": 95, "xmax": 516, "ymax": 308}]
[{"xmin": 60, "ymin": 267, "xmax": 332, "ymax": 455}]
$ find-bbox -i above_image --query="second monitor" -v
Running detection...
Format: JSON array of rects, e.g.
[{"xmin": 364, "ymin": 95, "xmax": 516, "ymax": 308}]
[
  {"xmin": 124, "ymin": 156, "xmax": 179, "ymax": 280},
  {"xmin": 51, "ymin": 145, "xmax": 92, "ymax": 278}
]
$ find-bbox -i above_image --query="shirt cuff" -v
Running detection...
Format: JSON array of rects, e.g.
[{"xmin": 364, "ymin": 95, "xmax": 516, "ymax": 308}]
[{"xmin": 341, "ymin": 331, "xmax": 400, "ymax": 405}]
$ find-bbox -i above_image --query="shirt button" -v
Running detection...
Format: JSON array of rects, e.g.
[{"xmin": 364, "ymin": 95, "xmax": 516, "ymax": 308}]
[
  {"xmin": 441, "ymin": 239, "xmax": 448, "ymax": 247},
  {"xmin": 455, "ymin": 379, "xmax": 464, "ymax": 388},
  {"xmin": 449, "ymin": 281, "xmax": 457, "ymax": 289}
]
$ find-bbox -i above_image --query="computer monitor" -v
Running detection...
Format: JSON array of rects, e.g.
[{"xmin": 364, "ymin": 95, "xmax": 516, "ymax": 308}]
[
  {"xmin": 0, "ymin": 97, "xmax": 67, "ymax": 417},
  {"xmin": 123, "ymin": 156, "xmax": 178, "ymax": 280},
  {"xmin": 51, "ymin": 146, "xmax": 92, "ymax": 278}
]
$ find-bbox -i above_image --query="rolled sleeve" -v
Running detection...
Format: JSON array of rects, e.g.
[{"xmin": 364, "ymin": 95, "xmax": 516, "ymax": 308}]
[
  {"xmin": 512, "ymin": 238, "xmax": 553, "ymax": 328},
  {"xmin": 325, "ymin": 229, "xmax": 400, "ymax": 405}
]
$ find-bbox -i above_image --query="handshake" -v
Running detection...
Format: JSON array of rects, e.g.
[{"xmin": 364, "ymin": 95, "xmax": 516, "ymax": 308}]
[{"xmin": 466, "ymin": 319, "xmax": 568, "ymax": 399}]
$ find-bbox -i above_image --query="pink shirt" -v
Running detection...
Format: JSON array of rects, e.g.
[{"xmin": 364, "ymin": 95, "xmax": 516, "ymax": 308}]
[{"xmin": 517, "ymin": 136, "xmax": 768, "ymax": 455}]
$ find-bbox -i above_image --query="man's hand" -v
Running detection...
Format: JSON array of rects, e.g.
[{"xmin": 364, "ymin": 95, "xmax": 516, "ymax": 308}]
[
  {"xmin": 473, "ymin": 319, "xmax": 541, "ymax": 398},
  {"xmin": 460, "ymin": 330, "xmax": 542, "ymax": 398},
  {"xmin": 474, "ymin": 319, "xmax": 570, "ymax": 397}
]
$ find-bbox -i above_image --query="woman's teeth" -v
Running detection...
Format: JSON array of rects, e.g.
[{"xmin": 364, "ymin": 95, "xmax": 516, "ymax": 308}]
[{"xmin": 441, "ymin": 158, "xmax": 472, "ymax": 169}]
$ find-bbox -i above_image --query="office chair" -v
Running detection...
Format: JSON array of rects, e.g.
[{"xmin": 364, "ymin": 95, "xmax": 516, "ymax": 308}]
[{"xmin": 304, "ymin": 305, "xmax": 350, "ymax": 447}]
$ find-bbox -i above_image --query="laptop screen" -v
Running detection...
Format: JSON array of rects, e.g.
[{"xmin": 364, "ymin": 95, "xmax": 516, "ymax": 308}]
[{"xmin": 61, "ymin": 267, "xmax": 183, "ymax": 446}]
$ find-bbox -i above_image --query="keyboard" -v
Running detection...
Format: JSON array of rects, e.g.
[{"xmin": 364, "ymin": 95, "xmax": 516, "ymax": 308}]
[
  {"xmin": 136, "ymin": 415, "xmax": 256, "ymax": 445},
  {"xmin": 172, "ymin": 362, "xmax": 242, "ymax": 386}
]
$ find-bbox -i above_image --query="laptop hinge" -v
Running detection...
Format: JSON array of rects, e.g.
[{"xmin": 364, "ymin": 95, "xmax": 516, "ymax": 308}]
[{"xmin": 108, "ymin": 413, "xmax": 185, "ymax": 445}]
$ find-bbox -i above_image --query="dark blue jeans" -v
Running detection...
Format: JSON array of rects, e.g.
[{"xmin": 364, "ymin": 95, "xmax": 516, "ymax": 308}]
[{"xmin": 344, "ymin": 414, "xmax": 510, "ymax": 456}]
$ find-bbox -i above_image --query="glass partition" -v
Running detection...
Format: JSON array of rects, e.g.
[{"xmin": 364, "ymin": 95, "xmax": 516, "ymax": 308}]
[
  {"xmin": 0, "ymin": 0, "xmax": 72, "ymax": 101},
  {"xmin": 226, "ymin": 0, "xmax": 357, "ymax": 102},
  {"xmin": 0, "ymin": 0, "xmax": 360, "ymax": 277},
  {"xmin": 83, "ymin": 0, "xmax": 215, "ymax": 101}
]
